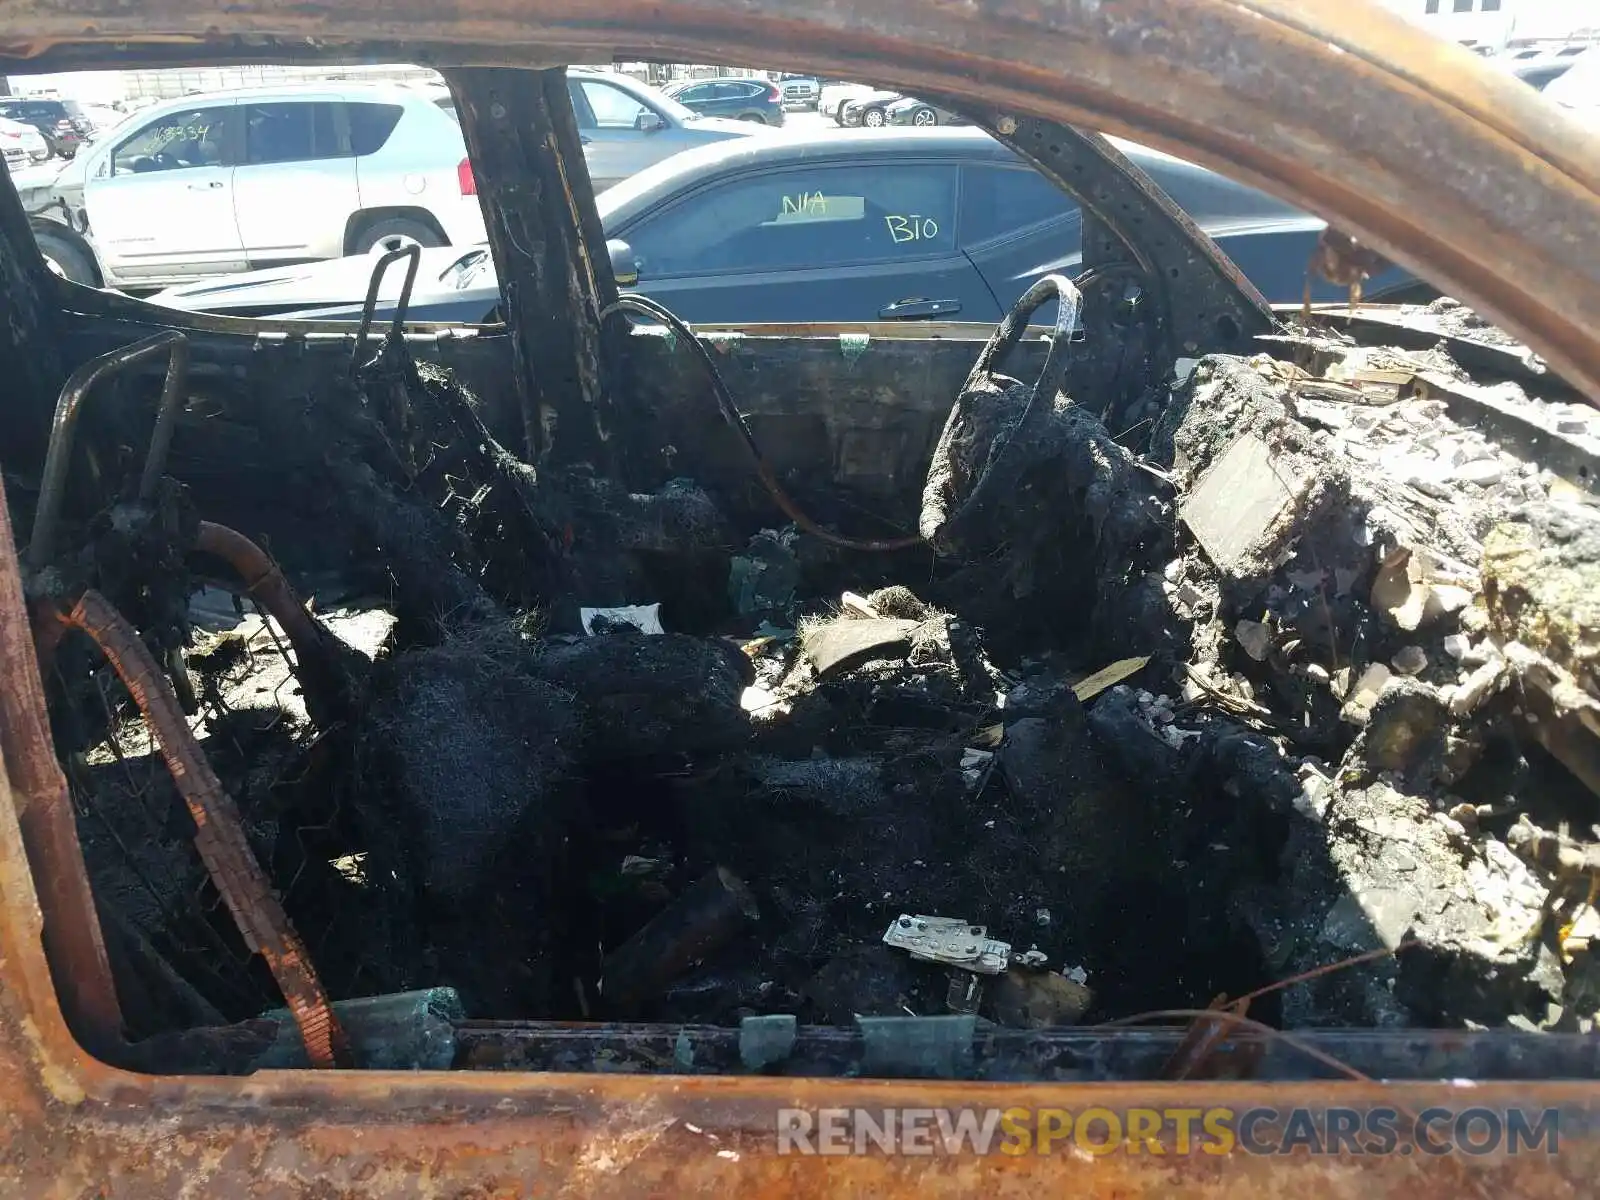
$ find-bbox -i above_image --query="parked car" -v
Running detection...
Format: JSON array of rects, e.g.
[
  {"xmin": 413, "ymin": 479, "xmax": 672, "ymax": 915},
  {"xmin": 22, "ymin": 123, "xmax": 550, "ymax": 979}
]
[
  {"xmin": 777, "ymin": 74, "xmax": 821, "ymax": 110},
  {"xmin": 661, "ymin": 77, "xmax": 785, "ymax": 126},
  {"xmin": 884, "ymin": 98, "xmax": 968, "ymax": 127},
  {"xmin": 0, "ymin": 116, "xmax": 51, "ymax": 168},
  {"xmin": 79, "ymin": 104, "xmax": 125, "ymax": 138},
  {"xmin": 428, "ymin": 73, "xmax": 764, "ymax": 186},
  {"xmin": 0, "ymin": 96, "xmax": 94, "ymax": 158},
  {"xmin": 1544, "ymin": 47, "xmax": 1600, "ymax": 125},
  {"xmin": 820, "ymin": 82, "xmax": 875, "ymax": 120},
  {"xmin": 48, "ymin": 82, "xmax": 486, "ymax": 289},
  {"xmin": 149, "ymin": 128, "xmax": 1420, "ymax": 322},
  {"xmin": 15, "ymin": 153, "xmax": 96, "ymax": 283},
  {"xmin": 838, "ymin": 90, "xmax": 903, "ymax": 127},
  {"xmin": 566, "ymin": 68, "xmax": 769, "ymax": 190},
  {"xmin": 1497, "ymin": 41, "xmax": 1593, "ymax": 91}
]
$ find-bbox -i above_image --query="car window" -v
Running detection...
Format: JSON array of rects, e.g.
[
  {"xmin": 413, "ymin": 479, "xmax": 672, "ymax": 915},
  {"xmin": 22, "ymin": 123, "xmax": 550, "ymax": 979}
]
[
  {"xmin": 624, "ymin": 162, "xmax": 959, "ymax": 277},
  {"xmin": 579, "ymin": 80, "xmax": 654, "ymax": 129},
  {"xmin": 348, "ymin": 102, "xmax": 405, "ymax": 155},
  {"xmin": 1, "ymin": 101, "xmax": 58, "ymax": 122},
  {"xmin": 959, "ymin": 164, "xmax": 1075, "ymax": 245},
  {"xmin": 243, "ymin": 101, "xmax": 342, "ymax": 165},
  {"xmin": 112, "ymin": 106, "xmax": 234, "ymax": 175}
]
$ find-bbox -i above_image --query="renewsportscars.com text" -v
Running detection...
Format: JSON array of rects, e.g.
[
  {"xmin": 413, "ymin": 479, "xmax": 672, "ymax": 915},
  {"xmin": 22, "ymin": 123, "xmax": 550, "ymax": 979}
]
[{"xmin": 775, "ymin": 1105, "xmax": 1560, "ymax": 1157}]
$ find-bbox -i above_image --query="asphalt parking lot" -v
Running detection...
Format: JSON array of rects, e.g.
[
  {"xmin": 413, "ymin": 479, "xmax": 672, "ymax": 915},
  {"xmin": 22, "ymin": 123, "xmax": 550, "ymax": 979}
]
[{"xmin": 782, "ymin": 108, "xmax": 838, "ymax": 132}]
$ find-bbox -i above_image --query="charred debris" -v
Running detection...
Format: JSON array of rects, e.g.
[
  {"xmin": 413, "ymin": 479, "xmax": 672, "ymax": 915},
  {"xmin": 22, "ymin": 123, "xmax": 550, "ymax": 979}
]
[{"xmin": 3, "ymin": 75, "xmax": 1600, "ymax": 1081}]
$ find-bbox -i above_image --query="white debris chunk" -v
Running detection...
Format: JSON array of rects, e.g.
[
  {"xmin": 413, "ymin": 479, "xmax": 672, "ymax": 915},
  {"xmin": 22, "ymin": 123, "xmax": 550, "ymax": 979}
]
[
  {"xmin": 1234, "ymin": 619, "xmax": 1272, "ymax": 662},
  {"xmin": 1340, "ymin": 663, "xmax": 1392, "ymax": 725},
  {"xmin": 581, "ymin": 603, "xmax": 663, "ymax": 635},
  {"xmin": 1454, "ymin": 459, "xmax": 1505, "ymax": 487},
  {"xmin": 1450, "ymin": 657, "xmax": 1507, "ymax": 716}
]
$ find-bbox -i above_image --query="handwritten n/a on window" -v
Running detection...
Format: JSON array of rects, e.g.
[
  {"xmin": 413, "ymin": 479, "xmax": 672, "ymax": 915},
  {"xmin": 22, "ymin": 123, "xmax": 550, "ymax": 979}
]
[
  {"xmin": 768, "ymin": 191, "xmax": 858, "ymax": 224},
  {"xmin": 768, "ymin": 190, "xmax": 940, "ymax": 246}
]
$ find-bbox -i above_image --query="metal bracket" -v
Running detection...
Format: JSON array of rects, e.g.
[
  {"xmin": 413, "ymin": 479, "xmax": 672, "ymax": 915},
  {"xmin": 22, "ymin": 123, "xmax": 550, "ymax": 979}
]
[{"xmin": 882, "ymin": 914, "xmax": 1011, "ymax": 974}]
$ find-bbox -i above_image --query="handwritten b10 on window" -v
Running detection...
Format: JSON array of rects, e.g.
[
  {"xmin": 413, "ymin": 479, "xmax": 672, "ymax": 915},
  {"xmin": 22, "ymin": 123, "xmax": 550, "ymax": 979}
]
[{"xmin": 885, "ymin": 214, "xmax": 939, "ymax": 243}]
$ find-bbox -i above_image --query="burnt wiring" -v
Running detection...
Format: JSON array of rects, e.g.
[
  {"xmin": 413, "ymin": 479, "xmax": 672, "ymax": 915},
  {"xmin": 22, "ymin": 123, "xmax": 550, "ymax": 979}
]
[{"xmin": 600, "ymin": 293, "xmax": 924, "ymax": 552}]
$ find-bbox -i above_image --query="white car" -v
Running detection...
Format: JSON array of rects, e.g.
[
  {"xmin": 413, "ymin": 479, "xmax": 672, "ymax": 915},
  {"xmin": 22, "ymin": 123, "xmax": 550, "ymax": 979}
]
[
  {"xmin": 1543, "ymin": 46, "xmax": 1600, "ymax": 127},
  {"xmin": 0, "ymin": 117, "xmax": 51, "ymax": 169},
  {"xmin": 72, "ymin": 82, "xmax": 486, "ymax": 288},
  {"xmin": 819, "ymin": 83, "xmax": 877, "ymax": 120}
]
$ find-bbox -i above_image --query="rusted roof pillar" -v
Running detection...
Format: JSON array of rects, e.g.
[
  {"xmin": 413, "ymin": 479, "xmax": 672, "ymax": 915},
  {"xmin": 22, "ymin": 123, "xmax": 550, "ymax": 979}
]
[{"xmin": 447, "ymin": 67, "xmax": 619, "ymax": 470}]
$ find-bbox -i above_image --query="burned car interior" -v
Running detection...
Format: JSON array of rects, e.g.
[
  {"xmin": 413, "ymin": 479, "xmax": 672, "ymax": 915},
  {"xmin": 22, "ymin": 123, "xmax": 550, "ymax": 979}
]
[{"xmin": 3, "ymin": 1, "xmax": 1600, "ymax": 1192}]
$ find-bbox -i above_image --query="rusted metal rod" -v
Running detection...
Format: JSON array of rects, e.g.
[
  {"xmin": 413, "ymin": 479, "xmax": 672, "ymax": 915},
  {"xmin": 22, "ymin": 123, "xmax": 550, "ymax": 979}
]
[
  {"xmin": 55, "ymin": 589, "xmax": 350, "ymax": 1068},
  {"xmin": 192, "ymin": 521, "xmax": 354, "ymax": 725},
  {"xmin": 137, "ymin": 334, "xmax": 192, "ymax": 503},
  {"xmin": 29, "ymin": 330, "xmax": 190, "ymax": 569},
  {"xmin": 350, "ymin": 241, "xmax": 421, "ymax": 373},
  {"xmin": 0, "ymin": 479, "xmax": 123, "ymax": 1055}
]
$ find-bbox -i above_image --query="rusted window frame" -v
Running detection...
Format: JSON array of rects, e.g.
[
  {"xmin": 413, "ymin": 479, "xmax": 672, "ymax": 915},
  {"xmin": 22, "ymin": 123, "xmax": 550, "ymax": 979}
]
[{"xmin": 1, "ymin": 1, "xmax": 1598, "ymax": 1193}]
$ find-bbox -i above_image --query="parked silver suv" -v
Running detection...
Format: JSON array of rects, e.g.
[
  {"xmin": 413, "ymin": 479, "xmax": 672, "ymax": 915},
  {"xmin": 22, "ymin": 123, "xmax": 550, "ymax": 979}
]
[{"xmin": 63, "ymin": 82, "xmax": 486, "ymax": 289}]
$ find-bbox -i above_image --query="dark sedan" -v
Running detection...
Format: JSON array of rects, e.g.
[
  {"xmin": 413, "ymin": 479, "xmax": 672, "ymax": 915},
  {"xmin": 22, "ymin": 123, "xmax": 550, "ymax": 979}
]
[
  {"xmin": 838, "ymin": 90, "xmax": 901, "ymax": 127},
  {"xmin": 661, "ymin": 78, "xmax": 785, "ymax": 126},
  {"xmin": 149, "ymin": 128, "xmax": 1421, "ymax": 324},
  {"xmin": 884, "ymin": 97, "xmax": 967, "ymax": 127}
]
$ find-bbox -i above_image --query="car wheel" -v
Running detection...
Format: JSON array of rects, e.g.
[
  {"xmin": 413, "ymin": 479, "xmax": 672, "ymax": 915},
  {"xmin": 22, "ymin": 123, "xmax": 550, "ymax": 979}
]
[
  {"xmin": 32, "ymin": 227, "xmax": 98, "ymax": 286},
  {"xmin": 351, "ymin": 217, "xmax": 445, "ymax": 254},
  {"xmin": 738, "ymin": 113, "xmax": 767, "ymax": 122},
  {"xmin": 912, "ymin": 106, "xmax": 938, "ymax": 127},
  {"xmin": 862, "ymin": 107, "xmax": 887, "ymax": 128}
]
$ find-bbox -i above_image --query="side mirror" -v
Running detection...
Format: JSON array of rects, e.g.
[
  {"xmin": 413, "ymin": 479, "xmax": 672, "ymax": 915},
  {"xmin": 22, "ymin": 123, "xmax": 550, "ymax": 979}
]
[
  {"xmin": 635, "ymin": 110, "xmax": 666, "ymax": 133},
  {"xmin": 606, "ymin": 239, "xmax": 639, "ymax": 287}
]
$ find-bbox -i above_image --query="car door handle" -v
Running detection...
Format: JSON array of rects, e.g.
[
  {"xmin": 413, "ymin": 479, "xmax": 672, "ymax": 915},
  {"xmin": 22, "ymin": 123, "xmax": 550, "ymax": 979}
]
[
  {"xmin": 878, "ymin": 298, "xmax": 960, "ymax": 319},
  {"xmin": 186, "ymin": 180, "xmax": 224, "ymax": 191}
]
